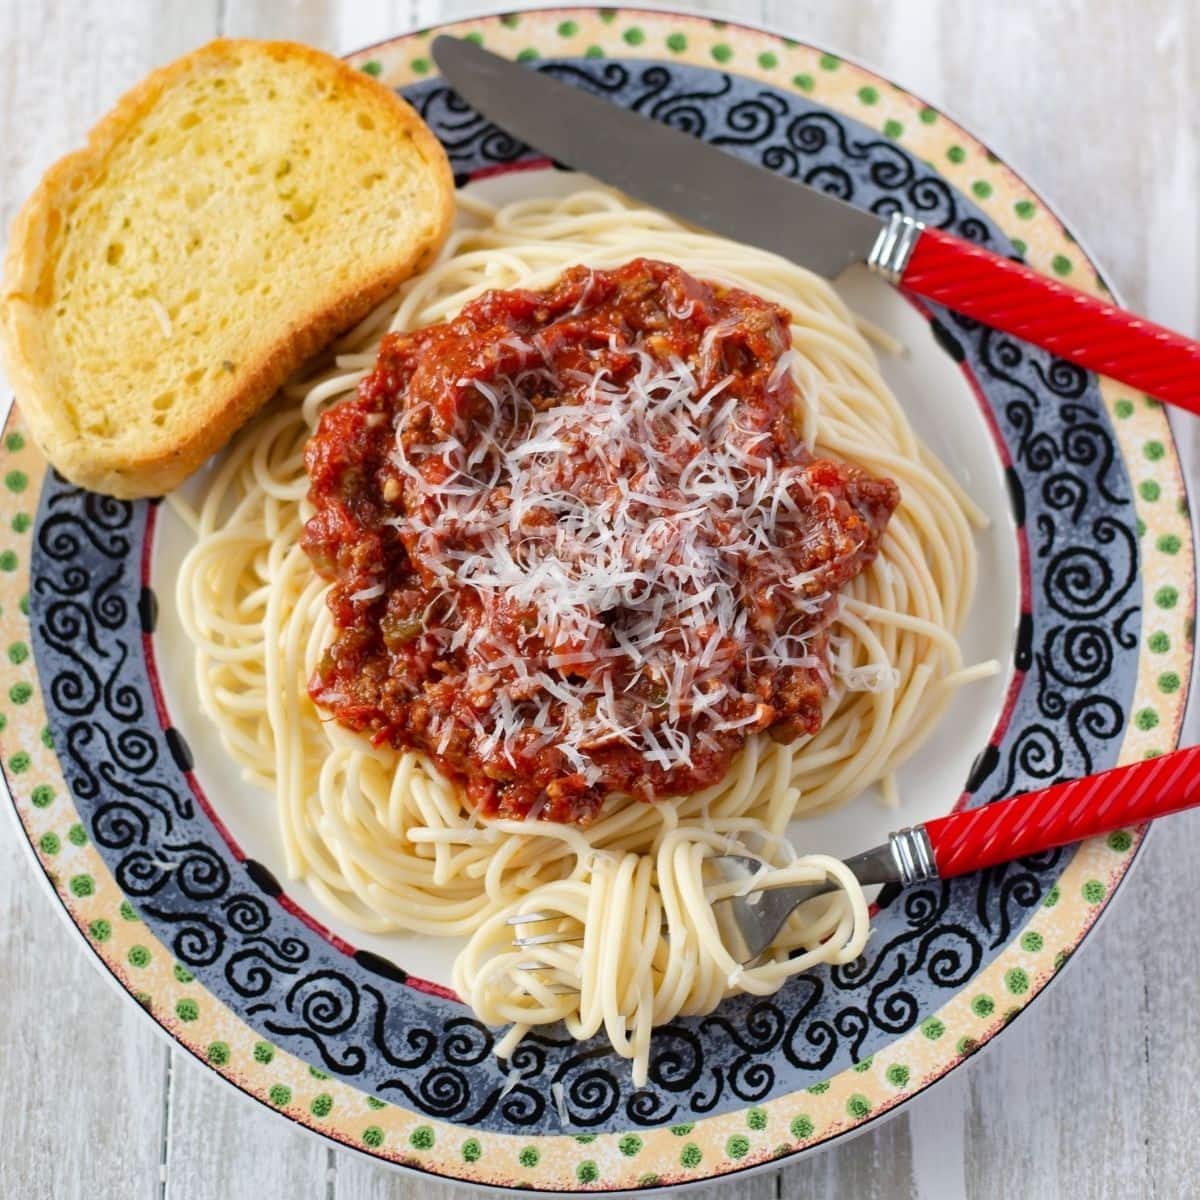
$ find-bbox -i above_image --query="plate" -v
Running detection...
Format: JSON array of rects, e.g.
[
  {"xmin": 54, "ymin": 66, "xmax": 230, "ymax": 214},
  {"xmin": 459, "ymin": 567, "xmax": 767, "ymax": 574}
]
[{"xmin": 4, "ymin": 7, "xmax": 1193, "ymax": 1193}]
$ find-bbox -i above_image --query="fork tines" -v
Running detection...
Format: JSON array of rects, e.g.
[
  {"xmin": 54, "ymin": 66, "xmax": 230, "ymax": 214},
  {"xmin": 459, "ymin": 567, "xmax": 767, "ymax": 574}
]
[
  {"xmin": 511, "ymin": 930, "xmax": 584, "ymax": 948},
  {"xmin": 505, "ymin": 911, "xmax": 559, "ymax": 926}
]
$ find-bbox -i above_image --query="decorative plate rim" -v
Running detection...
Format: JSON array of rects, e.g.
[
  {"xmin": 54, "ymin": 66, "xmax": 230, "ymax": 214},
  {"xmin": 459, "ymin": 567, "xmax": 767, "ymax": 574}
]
[{"xmin": 2, "ymin": 6, "xmax": 1193, "ymax": 1193}]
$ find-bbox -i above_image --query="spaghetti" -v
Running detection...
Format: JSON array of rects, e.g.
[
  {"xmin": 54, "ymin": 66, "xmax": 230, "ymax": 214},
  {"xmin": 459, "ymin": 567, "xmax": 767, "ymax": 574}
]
[{"xmin": 176, "ymin": 189, "xmax": 993, "ymax": 1085}]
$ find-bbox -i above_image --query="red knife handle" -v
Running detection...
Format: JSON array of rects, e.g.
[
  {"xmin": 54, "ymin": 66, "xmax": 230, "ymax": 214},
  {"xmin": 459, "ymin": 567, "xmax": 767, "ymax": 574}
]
[
  {"xmin": 897, "ymin": 225, "xmax": 1200, "ymax": 416},
  {"xmin": 923, "ymin": 745, "xmax": 1200, "ymax": 878}
]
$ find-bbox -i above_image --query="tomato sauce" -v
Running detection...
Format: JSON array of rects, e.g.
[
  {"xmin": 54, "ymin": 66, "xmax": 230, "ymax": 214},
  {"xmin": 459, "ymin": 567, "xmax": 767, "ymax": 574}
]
[{"xmin": 302, "ymin": 259, "xmax": 898, "ymax": 823}]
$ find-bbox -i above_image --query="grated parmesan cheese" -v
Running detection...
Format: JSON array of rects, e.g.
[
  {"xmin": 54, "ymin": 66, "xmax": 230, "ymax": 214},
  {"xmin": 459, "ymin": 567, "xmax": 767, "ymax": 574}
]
[{"xmin": 388, "ymin": 337, "xmax": 851, "ymax": 786}]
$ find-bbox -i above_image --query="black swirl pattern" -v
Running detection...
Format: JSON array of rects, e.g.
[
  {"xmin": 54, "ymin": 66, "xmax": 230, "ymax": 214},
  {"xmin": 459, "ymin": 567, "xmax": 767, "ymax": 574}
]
[{"xmin": 26, "ymin": 59, "xmax": 1139, "ymax": 1134}]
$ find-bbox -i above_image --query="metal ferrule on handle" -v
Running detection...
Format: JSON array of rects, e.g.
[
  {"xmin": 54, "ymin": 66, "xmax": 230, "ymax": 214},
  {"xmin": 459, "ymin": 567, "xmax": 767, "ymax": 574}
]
[
  {"xmin": 867, "ymin": 213, "xmax": 926, "ymax": 285},
  {"xmin": 888, "ymin": 826, "xmax": 938, "ymax": 885}
]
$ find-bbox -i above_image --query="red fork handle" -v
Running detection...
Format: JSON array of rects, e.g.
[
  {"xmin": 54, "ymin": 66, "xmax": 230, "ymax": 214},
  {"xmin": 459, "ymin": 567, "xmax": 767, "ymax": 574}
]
[
  {"xmin": 899, "ymin": 225, "xmax": 1200, "ymax": 416},
  {"xmin": 924, "ymin": 745, "xmax": 1200, "ymax": 878}
]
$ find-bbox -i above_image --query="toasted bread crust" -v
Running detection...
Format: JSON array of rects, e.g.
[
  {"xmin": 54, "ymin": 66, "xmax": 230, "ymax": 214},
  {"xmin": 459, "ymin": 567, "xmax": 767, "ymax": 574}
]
[{"xmin": 0, "ymin": 39, "xmax": 454, "ymax": 498}]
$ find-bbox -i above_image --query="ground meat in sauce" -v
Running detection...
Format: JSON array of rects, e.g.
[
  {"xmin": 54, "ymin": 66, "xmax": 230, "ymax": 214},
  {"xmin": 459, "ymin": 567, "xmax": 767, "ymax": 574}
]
[{"xmin": 302, "ymin": 258, "xmax": 899, "ymax": 824}]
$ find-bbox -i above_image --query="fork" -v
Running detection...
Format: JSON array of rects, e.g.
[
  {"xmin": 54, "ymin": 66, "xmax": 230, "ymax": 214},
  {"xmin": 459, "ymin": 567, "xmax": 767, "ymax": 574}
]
[{"xmin": 508, "ymin": 742, "xmax": 1200, "ymax": 965}]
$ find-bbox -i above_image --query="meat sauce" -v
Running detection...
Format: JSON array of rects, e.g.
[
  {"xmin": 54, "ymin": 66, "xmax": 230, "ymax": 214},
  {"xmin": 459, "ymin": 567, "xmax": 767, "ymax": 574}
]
[{"xmin": 302, "ymin": 259, "xmax": 899, "ymax": 823}]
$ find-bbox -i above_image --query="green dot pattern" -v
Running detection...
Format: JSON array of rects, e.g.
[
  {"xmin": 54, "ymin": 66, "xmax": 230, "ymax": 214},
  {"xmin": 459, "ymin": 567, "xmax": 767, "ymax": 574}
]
[
  {"xmin": 173, "ymin": 963, "xmax": 194, "ymax": 984},
  {"xmin": 792, "ymin": 73, "xmax": 814, "ymax": 91},
  {"xmin": 310, "ymin": 1093, "xmax": 333, "ymax": 1118},
  {"xmin": 362, "ymin": 1126, "xmax": 384, "ymax": 1148},
  {"xmin": 885, "ymin": 1064, "xmax": 910, "ymax": 1087},
  {"xmin": 883, "ymin": 119, "xmax": 903, "ymax": 138},
  {"xmin": 726, "ymin": 1134, "xmax": 750, "ymax": 1159},
  {"xmin": 1021, "ymin": 930, "xmax": 1045, "ymax": 952},
  {"xmin": 360, "ymin": 61, "xmax": 382, "ymax": 77},
  {"xmin": 746, "ymin": 1107, "xmax": 767, "ymax": 1131},
  {"xmin": 577, "ymin": 1160, "xmax": 599, "ymax": 1182},
  {"xmin": 1135, "ymin": 707, "xmax": 1159, "ymax": 730},
  {"xmin": 68, "ymin": 873, "xmax": 93, "ymax": 896},
  {"xmin": 1114, "ymin": 398, "xmax": 1134, "ymax": 418},
  {"xmin": 1005, "ymin": 968, "xmax": 1030, "ymax": 995},
  {"xmin": 410, "ymin": 1126, "xmax": 434, "ymax": 1150},
  {"xmin": 846, "ymin": 1094, "xmax": 871, "ymax": 1118},
  {"xmin": 89, "ymin": 918, "xmax": 112, "ymax": 942},
  {"xmin": 971, "ymin": 994, "xmax": 995, "ymax": 1017},
  {"xmin": 366, "ymin": 1095, "xmax": 386, "ymax": 1110},
  {"xmin": 175, "ymin": 998, "xmax": 199, "ymax": 1022},
  {"xmin": 461, "ymin": 1138, "xmax": 481, "ymax": 1162},
  {"xmin": 253, "ymin": 1041, "xmax": 274, "ymax": 1064},
  {"xmin": 666, "ymin": 33, "xmax": 686, "ymax": 52},
  {"xmin": 67, "ymin": 823, "xmax": 87, "ymax": 846},
  {"xmin": 819, "ymin": 53, "xmax": 839, "ymax": 70},
  {"xmin": 670, "ymin": 1123, "xmax": 694, "ymax": 1136},
  {"xmin": 857, "ymin": 86, "xmax": 879, "ymax": 105},
  {"xmin": 680, "ymin": 1144, "xmax": 702, "ymax": 1169},
  {"xmin": 618, "ymin": 1134, "xmax": 643, "ymax": 1156},
  {"xmin": 758, "ymin": 51, "xmax": 778, "ymax": 69},
  {"xmin": 791, "ymin": 1114, "xmax": 815, "ymax": 1139},
  {"xmin": 920, "ymin": 1017, "xmax": 945, "ymax": 1039},
  {"xmin": 206, "ymin": 1042, "xmax": 230, "ymax": 1065},
  {"xmin": 31, "ymin": 784, "xmax": 54, "ymax": 808},
  {"xmin": 947, "ymin": 145, "xmax": 965, "ymax": 164},
  {"xmin": 622, "ymin": 27, "xmax": 644, "ymax": 46},
  {"xmin": 39, "ymin": 831, "xmax": 60, "ymax": 855},
  {"xmin": 711, "ymin": 43, "xmax": 732, "ymax": 63},
  {"xmin": 268, "ymin": 1084, "xmax": 292, "ymax": 1107},
  {"xmin": 1082, "ymin": 879, "xmax": 1106, "ymax": 904}
]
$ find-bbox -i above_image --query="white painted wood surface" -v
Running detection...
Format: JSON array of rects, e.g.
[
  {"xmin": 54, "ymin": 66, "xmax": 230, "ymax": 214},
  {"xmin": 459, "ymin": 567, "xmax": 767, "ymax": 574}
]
[{"xmin": 1, "ymin": 2, "xmax": 1196, "ymax": 1197}]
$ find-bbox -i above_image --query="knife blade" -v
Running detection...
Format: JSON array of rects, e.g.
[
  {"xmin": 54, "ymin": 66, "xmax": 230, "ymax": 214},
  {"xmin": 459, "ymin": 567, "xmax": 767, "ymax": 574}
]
[
  {"xmin": 430, "ymin": 36, "xmax": 1200, "ymax": 415},
  {"xmin": 430, "ymin": 35, "xmax": 882, "ymax": 278}
]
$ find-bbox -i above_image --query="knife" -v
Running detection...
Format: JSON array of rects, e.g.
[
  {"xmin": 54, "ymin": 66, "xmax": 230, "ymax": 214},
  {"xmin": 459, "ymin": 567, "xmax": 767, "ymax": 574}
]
[{"xmin": 432, "ymin": 36, "xmax": 1200, "ymax": 415}]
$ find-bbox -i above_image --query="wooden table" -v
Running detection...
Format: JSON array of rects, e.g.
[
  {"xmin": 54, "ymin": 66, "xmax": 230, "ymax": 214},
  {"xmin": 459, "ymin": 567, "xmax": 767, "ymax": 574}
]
[{"xmin": 1, "ymin": 2, "xmax": 1196, "ymax": 1197}]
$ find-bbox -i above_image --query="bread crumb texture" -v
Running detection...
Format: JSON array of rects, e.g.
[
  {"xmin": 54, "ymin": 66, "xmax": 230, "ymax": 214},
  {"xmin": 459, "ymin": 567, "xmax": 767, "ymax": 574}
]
[{"xmin": 1, "ymin": 39, "xmax": 453, "ymax": 496}]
